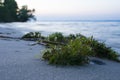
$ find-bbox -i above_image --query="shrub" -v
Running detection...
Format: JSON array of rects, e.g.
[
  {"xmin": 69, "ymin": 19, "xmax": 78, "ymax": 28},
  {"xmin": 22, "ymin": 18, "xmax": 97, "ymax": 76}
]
[
  {"xmin": 74, "ymin": 36, "xmax": 119, "ymax": 61},
  {"xmin": 65, "ymin": 33, "xmax": 85, "ymax": 42},
  {"xmin": 48, "ymin": 32, "xmax": 64, "ymax": 42},
  {"xmin": 67, "ymin": 33, "xmax": 84, "ymax": 38},
  {"xmin": 66, "ymin": 34, "xmax": 76, "ymax": 40},
  {"xmin": 42, "ymin": 34, "xmax": 119, "ymax": 65},
  {"xmin": 22, "ymin": 32, "xmax": 41, "ymax": 41},
  {"xmin": 89, "ymin": 38, "xmax": 119, "ymax": 61},
  {"xmin": 42, "ymin": 38, "xmax": 93, "ymax": 65},
  {"xmin": 21, "ymin": 32, "xmax": 119, "ymax": 65}
]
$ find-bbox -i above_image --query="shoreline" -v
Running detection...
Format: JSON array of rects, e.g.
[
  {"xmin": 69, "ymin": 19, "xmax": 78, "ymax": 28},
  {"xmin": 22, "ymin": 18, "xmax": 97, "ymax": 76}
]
[{"xmin": 0, "ymin": 23, "xmax": 120, "ymax": 80}]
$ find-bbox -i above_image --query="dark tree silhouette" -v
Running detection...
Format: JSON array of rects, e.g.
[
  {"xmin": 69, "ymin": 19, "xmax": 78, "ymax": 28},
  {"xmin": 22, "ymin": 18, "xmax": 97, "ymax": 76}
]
[
  {"xmin": 0, "ymin": 0, "xmax": 35, "ymax": 22},
  {"xmin": 17, "ymin": 5, "xmax": 35, "ymax": 22}
]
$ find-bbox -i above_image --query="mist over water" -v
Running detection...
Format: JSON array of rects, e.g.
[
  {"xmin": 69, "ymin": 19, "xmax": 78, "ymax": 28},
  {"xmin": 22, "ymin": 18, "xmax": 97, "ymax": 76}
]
[{"xmin": 0, "ymin": 21, "xmax": 120, "ymax": 53}]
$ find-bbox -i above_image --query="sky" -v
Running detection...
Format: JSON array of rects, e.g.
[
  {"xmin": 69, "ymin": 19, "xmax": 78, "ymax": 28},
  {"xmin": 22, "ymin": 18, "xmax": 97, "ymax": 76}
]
[{"xmin": 16, "ymin": 0, "xmax": 120, "ymax": 20}]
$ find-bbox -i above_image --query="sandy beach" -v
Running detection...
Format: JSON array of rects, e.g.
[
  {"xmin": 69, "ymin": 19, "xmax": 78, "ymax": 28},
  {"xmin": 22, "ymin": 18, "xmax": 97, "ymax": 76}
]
[
  {"xmin": 0, "ymin": 36, "xmax": 120, "ymax": 80},
  {"xmin": 0, "ymin": 0, "xmax": 120, "ymax": 79}
]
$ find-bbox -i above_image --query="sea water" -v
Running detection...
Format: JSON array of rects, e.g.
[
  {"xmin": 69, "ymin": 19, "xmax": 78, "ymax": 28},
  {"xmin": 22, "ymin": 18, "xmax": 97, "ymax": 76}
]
[{"xmin": 0, "ymin": 21, "xmax": 120, "ymax": 53}]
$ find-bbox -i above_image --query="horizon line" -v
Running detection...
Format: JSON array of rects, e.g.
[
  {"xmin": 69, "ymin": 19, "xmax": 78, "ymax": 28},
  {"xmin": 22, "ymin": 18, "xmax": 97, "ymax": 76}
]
[{"xmin": 36, "ymin": 20, "xmax": 120, "ymax": 22}]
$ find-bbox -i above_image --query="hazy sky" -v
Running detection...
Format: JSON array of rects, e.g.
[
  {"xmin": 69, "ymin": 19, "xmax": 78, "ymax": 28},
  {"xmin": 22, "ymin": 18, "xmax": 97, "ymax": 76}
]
[{"xmin": 16, "ymin": 0, "xmax": 120, "ymax": 20}]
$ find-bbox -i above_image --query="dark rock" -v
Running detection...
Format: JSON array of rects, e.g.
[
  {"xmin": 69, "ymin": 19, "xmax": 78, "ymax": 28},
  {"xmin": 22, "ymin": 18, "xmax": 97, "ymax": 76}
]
[
  {"xmin": 0, "ymin": 32, "xmax": 3, "ymax": 34},
  {"xmin": 91, "ymin": 59, "xmax": 106, "ymax": 65}
]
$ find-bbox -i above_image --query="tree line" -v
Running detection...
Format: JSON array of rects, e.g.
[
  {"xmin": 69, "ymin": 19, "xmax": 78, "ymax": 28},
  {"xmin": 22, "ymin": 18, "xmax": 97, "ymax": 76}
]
[{"xmin": 0, "ymin": 0, "xmax": 35, "ymax": 22}]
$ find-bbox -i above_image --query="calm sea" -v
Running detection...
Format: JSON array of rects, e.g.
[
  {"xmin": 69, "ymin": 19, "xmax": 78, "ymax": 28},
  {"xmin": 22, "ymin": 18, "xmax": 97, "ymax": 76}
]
[{"xmin": 0, "ymin": 21, "xmax": 120, "ymax": 53}]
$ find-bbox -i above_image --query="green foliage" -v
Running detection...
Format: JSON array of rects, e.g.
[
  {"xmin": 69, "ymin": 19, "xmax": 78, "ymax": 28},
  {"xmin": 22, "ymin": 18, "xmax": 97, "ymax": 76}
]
[
  {"xmin": 0, "ymin": 6, "xmax": 5, "ymax": 22},
  {"xmin": 22, "ymin": 32, "xmax": 41, "ymax": 41},
  {"xmin": 22, "ymin": 32, "xmax": 119, "ymax": 65},
  {"xmin": 43, "ymin": 38, "xmax": 92, "ymax": 65},
  {"xmin": 65, "ymin": 33, "xmax": 86, "ymax": 43},
  {"xmin": 42, "ymin": 33, "xmax": 119, "ymax": 65},
  {"xmin": 4, "ymin": 0, "xmax": 18, "ymax": 21},
  {"xmin": 0, "ymin": 0, "xmax": 35, "ymax": 22},
  {"xmin": 89, "ymin": 38, "xmax": 119, "ymax": 61},
  {"xmin": 48, "ymin": 32, "xmax": 65, "ymax": 42},
  {"xmin": 17, "ymin": 5, "xmax": 35, "ymax": 22},
  {"xmin": 66, "ymin": 34, "xmax": 76, "ymax": 40},
  {"xmin": 0, "ymin": 0, "xmax": 18, "ymax": 22}
]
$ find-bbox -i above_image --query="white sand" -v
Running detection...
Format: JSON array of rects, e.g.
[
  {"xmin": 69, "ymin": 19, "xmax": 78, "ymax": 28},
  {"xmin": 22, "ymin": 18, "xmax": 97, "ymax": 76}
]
[{"xmin": 0, "ymin": 38, "xmax": 120, "ymax": 80}]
